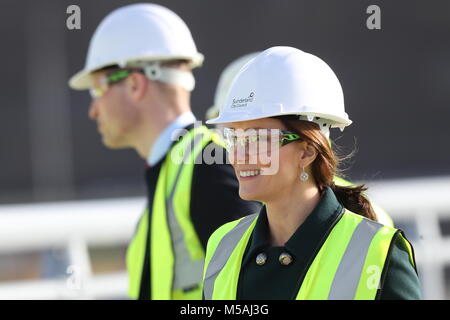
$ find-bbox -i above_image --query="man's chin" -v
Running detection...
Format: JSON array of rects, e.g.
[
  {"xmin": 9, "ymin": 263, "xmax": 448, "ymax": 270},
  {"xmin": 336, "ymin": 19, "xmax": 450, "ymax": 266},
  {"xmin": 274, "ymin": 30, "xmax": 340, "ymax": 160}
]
[{"xmin": 102, "ymin": 136, "xmax": 126, "ymax": 149}]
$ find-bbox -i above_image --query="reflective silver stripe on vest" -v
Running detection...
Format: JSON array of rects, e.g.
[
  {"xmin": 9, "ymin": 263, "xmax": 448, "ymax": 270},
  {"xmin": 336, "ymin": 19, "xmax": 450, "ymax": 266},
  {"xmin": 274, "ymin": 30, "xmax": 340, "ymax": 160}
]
[
  {"xmin": 203, "ymin": 213, "xmax": 258, "ymax": 300},
  {"xmin": 167, "ymin": 132, "xmax": 205, "ymax": 291},
  {"xmin": 327, "ymin": 218, "xmax": 383, "ymax": 300}
]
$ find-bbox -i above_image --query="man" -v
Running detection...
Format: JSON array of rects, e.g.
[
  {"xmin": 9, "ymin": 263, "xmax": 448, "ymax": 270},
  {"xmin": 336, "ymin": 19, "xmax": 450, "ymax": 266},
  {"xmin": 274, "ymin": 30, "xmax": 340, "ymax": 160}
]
[
  {"xmin": 68, "ymin": 3, "xmax": 260, "ymax": 299},
  {"xmin": 206, "ymin": 52, "xmax": 394, "ymax": 227}
]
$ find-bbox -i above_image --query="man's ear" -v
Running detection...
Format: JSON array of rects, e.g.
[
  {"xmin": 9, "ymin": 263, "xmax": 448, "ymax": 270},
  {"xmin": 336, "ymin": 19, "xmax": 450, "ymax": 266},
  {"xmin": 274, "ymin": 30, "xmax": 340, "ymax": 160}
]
[
  {"xmin": 299, "ymin": 141, "xmax": 317, "ymax": 167},
  {"xmin": 127, "ymin": 72, "xmax": 148, "ymax": 101}
]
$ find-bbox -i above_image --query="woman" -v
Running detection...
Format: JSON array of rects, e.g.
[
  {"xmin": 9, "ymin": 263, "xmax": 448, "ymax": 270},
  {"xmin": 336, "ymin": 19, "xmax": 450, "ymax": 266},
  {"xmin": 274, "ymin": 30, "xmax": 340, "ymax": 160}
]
[{"xmin": 203, "ymin": 46, "xmax": 421, "ymax": 300}]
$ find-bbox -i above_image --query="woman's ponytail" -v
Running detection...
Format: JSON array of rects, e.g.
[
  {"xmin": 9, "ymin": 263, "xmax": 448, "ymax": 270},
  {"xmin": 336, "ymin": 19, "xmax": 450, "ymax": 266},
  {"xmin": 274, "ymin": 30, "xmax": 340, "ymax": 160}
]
[{"xmin": 330, "ymin": 183, "xmax": 377, "ymax": 221}]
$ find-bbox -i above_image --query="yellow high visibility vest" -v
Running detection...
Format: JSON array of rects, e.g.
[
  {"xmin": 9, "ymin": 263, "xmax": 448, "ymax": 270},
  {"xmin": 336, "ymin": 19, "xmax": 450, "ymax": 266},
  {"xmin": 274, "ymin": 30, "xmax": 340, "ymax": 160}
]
[
  {"xmin": 126, "ymin": 126, "xmax": 221, "ymax": 300},
  {"xmin": 203, "ymin": 210, "xmax": 415, "ymax": 300}
]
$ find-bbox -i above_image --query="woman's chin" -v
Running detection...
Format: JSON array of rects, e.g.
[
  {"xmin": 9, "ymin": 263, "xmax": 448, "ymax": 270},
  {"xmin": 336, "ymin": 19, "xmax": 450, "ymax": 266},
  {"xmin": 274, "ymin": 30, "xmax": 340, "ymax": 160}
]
[{"xmin": 239, "ymin": 188, "xmax": 263, "ymax": 202}]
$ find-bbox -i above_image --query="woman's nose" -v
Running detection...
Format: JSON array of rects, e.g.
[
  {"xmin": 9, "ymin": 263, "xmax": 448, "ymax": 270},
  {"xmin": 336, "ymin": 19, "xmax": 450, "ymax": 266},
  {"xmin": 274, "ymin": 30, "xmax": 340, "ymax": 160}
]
[{"xmin": 229, "ymin": 146, "xmax": 252, "ymax": 165}]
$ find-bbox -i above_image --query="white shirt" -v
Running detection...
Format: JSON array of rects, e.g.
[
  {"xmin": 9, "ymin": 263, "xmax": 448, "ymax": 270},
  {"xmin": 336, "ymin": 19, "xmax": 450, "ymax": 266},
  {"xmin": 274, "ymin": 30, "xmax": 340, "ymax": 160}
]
[{"xmin": 147, "ymin": 111, "xmax": 197, "ymax": 166}]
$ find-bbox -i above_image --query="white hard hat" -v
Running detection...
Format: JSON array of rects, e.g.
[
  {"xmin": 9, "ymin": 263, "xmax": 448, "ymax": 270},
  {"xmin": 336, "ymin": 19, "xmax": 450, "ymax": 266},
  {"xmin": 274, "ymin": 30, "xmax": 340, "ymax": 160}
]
[
  {"xmin": 206, "ymin": 52, "xmax": 260, "ymax": 120},
  {"xmin": 69, "ymin": 3, "xmax": 204, "ymax": 90},
  {"xmin": 206, "ymin": 46, "xmax": 352, "ymax": 134}
]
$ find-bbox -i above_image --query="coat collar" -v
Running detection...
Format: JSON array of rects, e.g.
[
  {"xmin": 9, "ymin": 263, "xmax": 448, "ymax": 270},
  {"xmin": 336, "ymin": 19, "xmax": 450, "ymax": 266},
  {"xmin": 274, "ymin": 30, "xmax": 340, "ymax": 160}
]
[{"xmin": 243, "ymin": 186, "xmax": 344, "ymax": 267}]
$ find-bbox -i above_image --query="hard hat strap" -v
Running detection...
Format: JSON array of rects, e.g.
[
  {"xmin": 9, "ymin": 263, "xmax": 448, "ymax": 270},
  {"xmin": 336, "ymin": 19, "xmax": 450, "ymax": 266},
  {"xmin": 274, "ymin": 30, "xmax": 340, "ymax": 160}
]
[{"xmin": 143, "ymin": 62, "xmax": 195, "ymax": 92}]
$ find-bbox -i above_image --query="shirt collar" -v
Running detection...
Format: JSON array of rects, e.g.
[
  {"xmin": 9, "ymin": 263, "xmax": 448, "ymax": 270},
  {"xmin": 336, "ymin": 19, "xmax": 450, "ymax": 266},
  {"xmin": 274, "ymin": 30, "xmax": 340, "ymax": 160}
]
[
  {"xmin": 244, "ymin": 186, "xmax": 344, "ymax": 266},
  {"xmin": 146, "ymin": 111, "xmax": 196, "ymax": 166}
]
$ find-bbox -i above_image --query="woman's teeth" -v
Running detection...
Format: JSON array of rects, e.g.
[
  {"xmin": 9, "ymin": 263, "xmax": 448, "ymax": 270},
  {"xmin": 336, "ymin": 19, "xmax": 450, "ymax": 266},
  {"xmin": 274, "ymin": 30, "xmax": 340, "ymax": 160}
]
[{"xmin": 239, "ymin": 170, "xmax": 261, "ymax": 177}]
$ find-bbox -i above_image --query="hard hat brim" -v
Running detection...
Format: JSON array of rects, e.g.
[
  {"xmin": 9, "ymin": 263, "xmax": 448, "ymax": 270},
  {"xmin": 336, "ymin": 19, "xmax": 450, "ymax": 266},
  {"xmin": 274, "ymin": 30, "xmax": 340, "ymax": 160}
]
[
  {"xmin": 69, "ymin": 69, "xmax": 92, "ymax": 90},
  {"xmin": 206, "ymin": 111, "xmax": 352, "ymax": 129},
  {"xmin": 68, "ymin": 53, "xmax": 204, "ymax": 90}
]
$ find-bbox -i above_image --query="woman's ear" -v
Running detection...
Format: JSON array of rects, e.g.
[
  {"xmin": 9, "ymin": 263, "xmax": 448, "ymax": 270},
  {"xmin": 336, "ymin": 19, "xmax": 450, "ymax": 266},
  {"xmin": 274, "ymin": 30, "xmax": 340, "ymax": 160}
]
[{"xmin": 299, "ymin": 142, "xmax": 317, "ymax": 167}]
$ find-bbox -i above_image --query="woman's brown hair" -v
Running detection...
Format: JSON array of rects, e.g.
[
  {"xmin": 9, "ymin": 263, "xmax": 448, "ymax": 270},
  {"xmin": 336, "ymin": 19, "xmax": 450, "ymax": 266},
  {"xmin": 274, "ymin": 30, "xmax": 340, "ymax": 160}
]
[{"xmin": 277, "ymin": 115, "xmax": 377, "ymax": 222}]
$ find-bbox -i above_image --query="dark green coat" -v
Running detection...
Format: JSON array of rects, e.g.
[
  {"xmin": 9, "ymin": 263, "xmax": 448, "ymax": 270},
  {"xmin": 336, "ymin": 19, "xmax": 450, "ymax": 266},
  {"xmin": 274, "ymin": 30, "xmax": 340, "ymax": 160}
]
[{"xmin": 237, "ymin": 187, "xmax": 422, "ymax": 300}]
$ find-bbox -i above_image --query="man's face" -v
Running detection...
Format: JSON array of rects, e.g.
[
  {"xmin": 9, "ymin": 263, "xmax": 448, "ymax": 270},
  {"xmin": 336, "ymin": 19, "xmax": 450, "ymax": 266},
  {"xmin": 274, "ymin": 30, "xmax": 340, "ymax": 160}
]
[{"xmin": 88, "ymin": 70, "xmax": 139, "ymax": 149}]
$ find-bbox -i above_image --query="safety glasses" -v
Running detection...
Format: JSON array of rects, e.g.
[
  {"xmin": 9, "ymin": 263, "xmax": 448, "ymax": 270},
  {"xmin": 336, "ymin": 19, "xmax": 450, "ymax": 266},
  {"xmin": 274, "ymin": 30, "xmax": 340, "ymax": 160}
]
[
  {"xmin": 89, "ymin": 69, "xmax": 135, "ymax": 99},
  {"xmin": 222, "ymin": 128, "xmax": 301, "ymax": 155}
]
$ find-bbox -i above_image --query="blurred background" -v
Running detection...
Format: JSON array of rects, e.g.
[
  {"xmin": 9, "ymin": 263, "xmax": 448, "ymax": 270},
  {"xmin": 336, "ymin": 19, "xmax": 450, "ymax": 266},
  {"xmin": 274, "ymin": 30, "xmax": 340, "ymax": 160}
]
[{"xmin": 0, "ymin": 0, "xmax": 449, "ymax": 299}]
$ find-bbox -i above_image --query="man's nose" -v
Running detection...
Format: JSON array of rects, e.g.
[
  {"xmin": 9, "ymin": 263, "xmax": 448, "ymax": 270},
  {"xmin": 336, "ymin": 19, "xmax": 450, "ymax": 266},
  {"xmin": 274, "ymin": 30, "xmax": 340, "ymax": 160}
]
[{"xmin": 88, "ymin": 99, "xmax": 99, "ymax": 120}]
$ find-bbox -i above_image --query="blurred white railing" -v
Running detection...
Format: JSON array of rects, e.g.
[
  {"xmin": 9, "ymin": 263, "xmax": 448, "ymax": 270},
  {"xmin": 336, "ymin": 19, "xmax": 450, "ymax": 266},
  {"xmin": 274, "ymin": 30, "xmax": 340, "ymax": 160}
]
[
  {"xmin": 0, "ymin": 197, "xmax": 145, "ymax": 299},
  {"xmin": 368, "ymin": 176, "xmax": 450, "ymax": 300},
  {"xmin": 0, "ymin": 176, "xmax": 449, "ymax": 299}
]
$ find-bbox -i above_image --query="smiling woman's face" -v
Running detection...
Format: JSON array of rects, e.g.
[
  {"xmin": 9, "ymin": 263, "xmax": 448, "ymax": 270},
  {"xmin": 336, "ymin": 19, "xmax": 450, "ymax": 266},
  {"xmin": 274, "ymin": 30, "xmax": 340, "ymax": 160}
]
[{"xmin": 225, "ymin": 117, "xmax": 306, "ymax": 203}]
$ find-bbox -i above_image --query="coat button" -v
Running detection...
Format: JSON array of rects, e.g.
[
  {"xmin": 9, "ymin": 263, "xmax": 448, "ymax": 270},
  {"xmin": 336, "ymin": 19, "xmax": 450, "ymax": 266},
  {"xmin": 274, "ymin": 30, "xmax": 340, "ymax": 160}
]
[
  {"xmin": 279, "ymin": 252, "xmax": 293, "ymax": 266},
  {"xmin": 256, "ymin": 252, "xmax": 267, "ymax": 266}
]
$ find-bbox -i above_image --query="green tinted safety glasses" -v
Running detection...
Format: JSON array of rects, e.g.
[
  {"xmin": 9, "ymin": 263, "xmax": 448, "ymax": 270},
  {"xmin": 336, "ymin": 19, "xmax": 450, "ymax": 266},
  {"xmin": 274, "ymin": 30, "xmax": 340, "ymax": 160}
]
[
  {"xmin": 89, "ymin": 69, "xmax": 136, "ymax": 99},
  {"xmin": 223, "ymin": 128, "xmax": 301, "ymax": 155}
]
